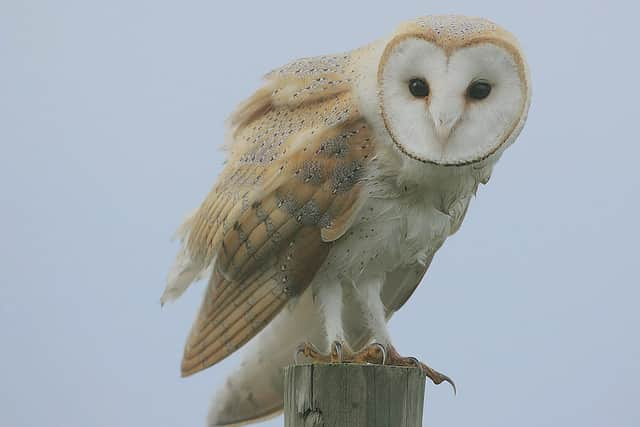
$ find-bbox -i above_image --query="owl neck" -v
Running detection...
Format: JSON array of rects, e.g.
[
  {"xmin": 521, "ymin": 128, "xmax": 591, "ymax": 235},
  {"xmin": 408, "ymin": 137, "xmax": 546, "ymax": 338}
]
[{"xmin": 368, "ymin": 140, "xmax": 492, "ymax": 199}]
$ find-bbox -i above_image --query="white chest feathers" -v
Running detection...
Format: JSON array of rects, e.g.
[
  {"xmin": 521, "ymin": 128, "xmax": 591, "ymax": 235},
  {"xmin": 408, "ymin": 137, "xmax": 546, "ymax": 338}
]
[{"xmin": 320, "ymin": 177, "xmax": 477, "ymax": 283}]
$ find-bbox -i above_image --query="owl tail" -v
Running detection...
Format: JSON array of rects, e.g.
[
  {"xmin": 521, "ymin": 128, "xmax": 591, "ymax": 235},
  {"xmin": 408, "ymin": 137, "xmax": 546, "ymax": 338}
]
[{"xmin": 207, "ymin": 289, "xmax": 325, "ymax": 426}]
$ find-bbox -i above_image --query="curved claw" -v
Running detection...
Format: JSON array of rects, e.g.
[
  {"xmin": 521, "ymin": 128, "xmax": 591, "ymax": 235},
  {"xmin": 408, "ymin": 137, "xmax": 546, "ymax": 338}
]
[
  {"xmin": 294, "ymin": 342, "xmax": 321, "ymax": 364},
  {"xmin": 331, "ymin": 341, "xmax": 343, "ymax": 363},
  {"xmin": 293, "ymin": 343, "xmax": 306, "ymax": 365},
  {"xmin": 372, "ymin": 342, "xmax": 387, "ymax": 365},
  {"xmin": 406, "ymin": 356, "xmax": 421, "ymax": 368},
  {"xmin": 422, "ymin": 364, "xmax": 457, "ymax": 395},
  {"xmin": 444, "ymin": 376, "xmax": 457, "ymax": 395},
  {"xmin": 434, "ymin": 374, "xmax": 457, "ymax": 395},
  {"xmin": 401, "ymin": 355, "xmax": 456, "ymax": 394}
]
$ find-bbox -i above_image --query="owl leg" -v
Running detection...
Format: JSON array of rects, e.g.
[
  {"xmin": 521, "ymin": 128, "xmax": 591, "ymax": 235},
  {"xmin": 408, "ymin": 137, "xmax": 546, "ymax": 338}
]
[
  {"xmin": 317, "ymin": 280, "xmax": 347, "ymax": 349},
  {"xmin": 295, "ymin": 281, "xmax": 349, "ymax": 364},
  {"xmin": 348, "ymin": 278, "xmax": 456, "ymax": 392},
  {"xmin": 334, "ymin": 278, "xmax": 390, "ymax": 365}
]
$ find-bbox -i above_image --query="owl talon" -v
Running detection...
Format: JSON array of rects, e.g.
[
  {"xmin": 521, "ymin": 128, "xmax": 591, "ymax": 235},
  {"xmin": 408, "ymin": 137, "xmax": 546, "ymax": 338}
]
[
  {"xmin": 338, "ymin": 342, "xmax": 387, "ymax": 365},
  {"xmin": 386, "ymin": 345, "xmax": 456, "ymax": 394},
  {"xmin": 295, "ymin": 341, "xmax": 351, "ymax": 364},
  {"xmin": 330, "ymin": 341, "xmax": 344, "ymax": 363},
  {"xmin": 295, "ymin": 342, "xmax": 331, "ymax": 364},
  {"xmin": 293, "ymin": 343, "xmax": 305, "ymax": 364},
  {"xmin": 420, "ymin": 365, "xmax": 457, "ymax": 395},
  {"xmin": 372, "ymin": 342, "xmax": 387, "ymax": 365},
  {"xmin": 295, "ymin": 342, "xmax": 453, "ymax": 391},
  {"xmin": 406, "ymin": 356, "xmax": 421, "ymax": 368}
]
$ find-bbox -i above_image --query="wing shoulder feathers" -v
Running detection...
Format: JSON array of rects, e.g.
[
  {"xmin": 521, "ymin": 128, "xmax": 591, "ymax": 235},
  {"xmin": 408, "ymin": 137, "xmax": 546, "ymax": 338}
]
[{"xmin": 227, "ymin": 52, "xmax": 354, "ymax": 136}]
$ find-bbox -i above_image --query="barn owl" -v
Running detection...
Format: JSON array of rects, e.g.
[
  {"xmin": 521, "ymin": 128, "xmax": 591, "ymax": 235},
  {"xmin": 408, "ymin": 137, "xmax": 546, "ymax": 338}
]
[{"xmin": 162, "ymin": 15, "xmax": 530, "ymax": 426}]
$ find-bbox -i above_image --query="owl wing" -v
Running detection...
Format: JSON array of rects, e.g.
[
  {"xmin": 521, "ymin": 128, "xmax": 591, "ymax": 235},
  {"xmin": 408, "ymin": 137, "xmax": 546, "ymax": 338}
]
[
  {"xmin": 380, "ymin": 257, "xmax": 433, "ymax": 316},
  {"xmin": 172, "ymin": 53, "xmax": 375, "ymax": 377}
]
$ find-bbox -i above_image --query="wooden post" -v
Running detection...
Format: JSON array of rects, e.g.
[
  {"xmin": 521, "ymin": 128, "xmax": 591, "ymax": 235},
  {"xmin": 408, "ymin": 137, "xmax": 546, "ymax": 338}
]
[{"xmin": 284, "ymin": 364, "xmax": 426, "ymax": 427}]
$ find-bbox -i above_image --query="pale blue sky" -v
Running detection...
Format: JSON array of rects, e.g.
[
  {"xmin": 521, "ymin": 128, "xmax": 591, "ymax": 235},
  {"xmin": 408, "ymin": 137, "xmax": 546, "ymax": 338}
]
[{"xmin": 1, "ymin": 1, "xmax": 639, "ymax": 426}]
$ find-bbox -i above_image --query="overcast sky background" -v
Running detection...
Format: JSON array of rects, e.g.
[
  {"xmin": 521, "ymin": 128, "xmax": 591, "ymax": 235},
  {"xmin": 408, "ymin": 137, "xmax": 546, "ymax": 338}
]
[{"xmin": 1, "ymin": 1, "xmax": 639, "ymax": 426}]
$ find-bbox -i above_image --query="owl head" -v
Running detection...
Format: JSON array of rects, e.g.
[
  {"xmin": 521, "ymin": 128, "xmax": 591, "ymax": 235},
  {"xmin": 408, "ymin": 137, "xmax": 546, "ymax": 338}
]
[{"xmin": 358, "ymin": 15, "xmax": 531, "ymax": 167}]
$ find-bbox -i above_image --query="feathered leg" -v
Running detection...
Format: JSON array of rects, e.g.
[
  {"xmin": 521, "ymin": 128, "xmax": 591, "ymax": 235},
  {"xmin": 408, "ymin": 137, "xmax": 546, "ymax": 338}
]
[
  {"xmin": 295, "ymin": 277, "xmax": 455, "ymax": 392},
  {"xmin": 352, "ymin": 277, "xmax": 456, "ymax": 392},
  {"xmin": 296, "ymin": 280, "xmax": 349, "ymax": 363}
]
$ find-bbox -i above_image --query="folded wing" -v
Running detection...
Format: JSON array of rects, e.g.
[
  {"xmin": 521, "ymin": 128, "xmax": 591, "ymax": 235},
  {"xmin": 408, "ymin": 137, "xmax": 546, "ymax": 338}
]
[{"xmin": 165, "ymin": 53, "xmax": 376, "ymax": 377}]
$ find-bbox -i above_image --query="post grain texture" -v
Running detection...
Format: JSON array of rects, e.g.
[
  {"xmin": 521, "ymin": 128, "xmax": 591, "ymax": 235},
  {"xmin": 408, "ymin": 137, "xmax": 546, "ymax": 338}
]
[{"xmin": 284, "ymin": 364, "xmax": 426, "ymax": 427}]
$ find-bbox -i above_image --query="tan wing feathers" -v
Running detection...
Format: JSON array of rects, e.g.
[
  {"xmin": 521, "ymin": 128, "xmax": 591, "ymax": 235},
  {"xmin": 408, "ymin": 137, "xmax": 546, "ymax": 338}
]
[
  {"xmin": 202, "ymin": 263, "xmax": 276, "ymax": 325},
  {"xmin": 188, "ymin": 155, "xmax": 287, "ymax": 268},
  {"xmin": 320, "ymin": 185, "xmax": 365, "ymax": 242},
  {"xmin": 227, "ymin": 85, "xmax": 275, "ymax": 132},
  {"xmin": 216, "ymin": 119, "xmax": 373, "ymax": 278},
  {"xmin": 197, "ymin": 180, "xmax": 351, "ymax": 333},
  {"xmin": 204, "ymin": 215, "xmax": 301, "ymax": 328},
  {"xmin": 182, "ymin": 227, "xmax": 330, "ymax": 376},
  {"xmin": 202, "ymin": 169, "xmax": 285, "ymax": 266},
  {"xmin": 198, "ymin": 271, "xmax": 280, "ymax": 348},
  {"xmin": 262, "ymin": 54, "xmax": 352, "ymax": 107},
  {"xmin": 179, "ymin": 55, "xmax": 375, "ymax": 376},
  {"xmin": 207, "ymin": 211, "xmax": 302, "ymax": 323},
  {"xmin": 181, "ymin": 275, "xmax": 286, "ymax": 376}
]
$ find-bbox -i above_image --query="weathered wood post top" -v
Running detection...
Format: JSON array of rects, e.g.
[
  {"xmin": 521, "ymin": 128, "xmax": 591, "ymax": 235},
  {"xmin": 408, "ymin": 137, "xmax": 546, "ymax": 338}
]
[{"xmin": 284, "ymin": 364, "xmax": 426, "ymax": 427}]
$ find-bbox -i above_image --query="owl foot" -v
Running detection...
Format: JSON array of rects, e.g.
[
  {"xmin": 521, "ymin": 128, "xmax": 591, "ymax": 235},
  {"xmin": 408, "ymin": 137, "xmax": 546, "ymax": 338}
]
[
  {"xmin": 295, "ymin": 343, "xmax": 452, "ymax": 390},
  {"xmin": 342, "ymin": 342, "xmax": 387, "ymax": 365},
  {"xmin": 295, "ymin": 341, "xmax": 351, "ymax": 364},
  {"xmin": 385, "ymin": 345, "xmax": 456, "ymax": 393},
  {"xmin": 295, "ymin": 341, "xmax": 386, "ymax": 365}
]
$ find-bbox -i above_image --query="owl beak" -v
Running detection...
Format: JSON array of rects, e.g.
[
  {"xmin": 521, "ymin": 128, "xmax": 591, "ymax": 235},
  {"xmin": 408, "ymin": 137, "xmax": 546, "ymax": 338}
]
[
  {"xmin": 430, "ymin": 96, "xmax": 462, "ymax": 143},
  {"xmin": 432, "ymin": 113, "xmax": 460, "ymax": 141}
]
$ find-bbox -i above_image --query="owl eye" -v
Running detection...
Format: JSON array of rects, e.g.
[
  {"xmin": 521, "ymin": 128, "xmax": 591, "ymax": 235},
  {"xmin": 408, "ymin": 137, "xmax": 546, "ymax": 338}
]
[
  {"xmin": 408, "ymin": 78, "xmax": 429, "ymax": 98},
  {"xmin": 467, "ymin": 80, "xmax": 492, "ymax": 100}
]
